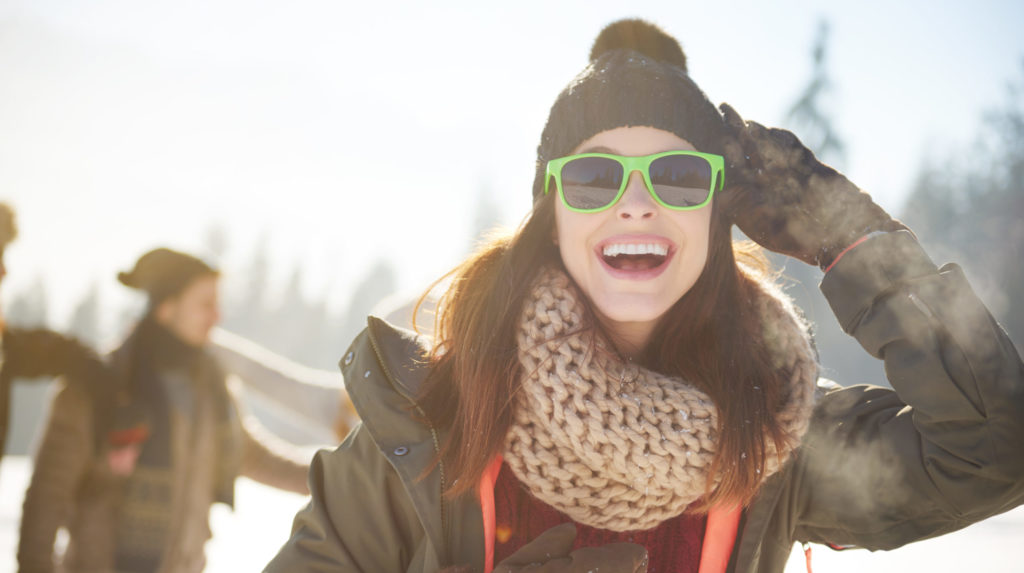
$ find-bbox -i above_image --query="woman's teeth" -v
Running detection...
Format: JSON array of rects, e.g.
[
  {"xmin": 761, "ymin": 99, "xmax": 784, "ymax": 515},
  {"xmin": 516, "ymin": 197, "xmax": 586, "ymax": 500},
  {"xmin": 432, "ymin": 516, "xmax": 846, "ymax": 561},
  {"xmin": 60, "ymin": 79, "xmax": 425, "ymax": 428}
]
[
  {"xmin": 601, "ymin": 243, "xmax": 670, "ymax": 271},
  {"xmin": 602, "ymin": 243, "xmax": 669, "ymax": 257}
]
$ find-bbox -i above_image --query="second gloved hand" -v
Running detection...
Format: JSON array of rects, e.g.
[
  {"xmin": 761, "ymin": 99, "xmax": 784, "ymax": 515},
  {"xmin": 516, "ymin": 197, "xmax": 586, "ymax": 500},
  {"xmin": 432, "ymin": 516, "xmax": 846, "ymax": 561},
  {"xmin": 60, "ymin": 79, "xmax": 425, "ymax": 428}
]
[{"xmin": 494, "ymin": 523, "xmax": 648, "ymax": 573}]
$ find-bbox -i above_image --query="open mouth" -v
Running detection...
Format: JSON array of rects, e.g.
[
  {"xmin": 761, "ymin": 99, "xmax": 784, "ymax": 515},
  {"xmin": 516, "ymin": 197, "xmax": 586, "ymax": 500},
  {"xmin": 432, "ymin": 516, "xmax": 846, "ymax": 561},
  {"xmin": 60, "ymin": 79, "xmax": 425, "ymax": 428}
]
[{"xmin": 601, "ymin": 242, "xmax": 671, "ymax": 272}]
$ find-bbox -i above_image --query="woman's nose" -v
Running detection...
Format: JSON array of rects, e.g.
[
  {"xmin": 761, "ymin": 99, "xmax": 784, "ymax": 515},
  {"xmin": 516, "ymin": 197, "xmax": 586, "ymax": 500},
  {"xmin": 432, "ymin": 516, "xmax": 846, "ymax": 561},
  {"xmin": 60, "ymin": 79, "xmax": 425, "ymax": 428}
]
[{"xmin": 615, "ymin": 171, "xmax": 657, "ymax": 220}]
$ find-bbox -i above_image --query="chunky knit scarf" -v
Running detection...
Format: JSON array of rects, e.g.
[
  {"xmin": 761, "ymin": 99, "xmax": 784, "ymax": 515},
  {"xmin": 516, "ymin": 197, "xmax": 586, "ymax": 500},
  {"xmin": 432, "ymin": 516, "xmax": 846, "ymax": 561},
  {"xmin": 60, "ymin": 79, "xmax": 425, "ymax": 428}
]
[{"xmin": 504, "ymin": 267, "xmax": 818, "ymax": 531}]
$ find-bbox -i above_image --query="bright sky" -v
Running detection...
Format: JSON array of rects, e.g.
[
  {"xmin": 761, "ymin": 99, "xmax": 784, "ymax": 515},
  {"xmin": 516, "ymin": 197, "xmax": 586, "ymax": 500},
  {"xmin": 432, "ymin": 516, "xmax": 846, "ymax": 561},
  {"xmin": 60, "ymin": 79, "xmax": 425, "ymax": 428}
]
[{"xmin": 2, "ymin": 0, "xmax": 1023, "ymax": 338}]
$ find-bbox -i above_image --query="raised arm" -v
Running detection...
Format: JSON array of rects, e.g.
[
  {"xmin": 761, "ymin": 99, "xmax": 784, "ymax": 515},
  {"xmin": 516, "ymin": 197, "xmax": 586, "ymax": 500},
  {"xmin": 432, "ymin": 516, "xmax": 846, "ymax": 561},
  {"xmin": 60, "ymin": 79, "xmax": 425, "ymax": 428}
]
[
  {"xmin": 797, "ymin": 231, "xmax": 1024, "ymax": 547},
  {"xmin": 718, "ymin": 104, "xmax": 1024, "ymax": 548},
  {"xmin": 2, "ymin": 328, "xmax": 107, "ymax": 384}
]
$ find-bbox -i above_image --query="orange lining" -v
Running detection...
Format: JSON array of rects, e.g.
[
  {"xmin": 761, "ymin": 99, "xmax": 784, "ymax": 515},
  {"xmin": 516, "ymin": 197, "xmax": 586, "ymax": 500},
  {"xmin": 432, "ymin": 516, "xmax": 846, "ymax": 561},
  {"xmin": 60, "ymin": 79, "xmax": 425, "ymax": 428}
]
[
  {"xmin": 478, "ymin": 455, "xmax": 504, "ymax": 573},
  {"xmin": 476, "ymin": 456, "xmax": 741, "ymax": 573},
  {"xmin": 698, "ymin": 504, "xmax": 742, "ymax": 573}
]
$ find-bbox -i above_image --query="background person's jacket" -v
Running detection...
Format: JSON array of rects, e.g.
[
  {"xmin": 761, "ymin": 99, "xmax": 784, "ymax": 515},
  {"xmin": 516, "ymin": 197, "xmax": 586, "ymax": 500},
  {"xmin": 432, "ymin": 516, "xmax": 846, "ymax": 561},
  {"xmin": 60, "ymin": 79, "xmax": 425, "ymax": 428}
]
[
  {"xmin": 264, "ymin": 231, "xmax": 1024, "ymax": 573},
  {"xmin": 17, "ymin": 331, "xmax": 312, "ymax": 573}
]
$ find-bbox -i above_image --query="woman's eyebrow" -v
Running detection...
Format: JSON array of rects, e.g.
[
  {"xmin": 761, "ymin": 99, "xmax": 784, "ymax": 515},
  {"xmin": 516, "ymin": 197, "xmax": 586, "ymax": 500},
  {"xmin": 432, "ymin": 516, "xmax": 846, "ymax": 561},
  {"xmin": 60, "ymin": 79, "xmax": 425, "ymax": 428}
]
[{"xmin": 580, "ymin": 145, "xmax": 617, "ymax": 154}]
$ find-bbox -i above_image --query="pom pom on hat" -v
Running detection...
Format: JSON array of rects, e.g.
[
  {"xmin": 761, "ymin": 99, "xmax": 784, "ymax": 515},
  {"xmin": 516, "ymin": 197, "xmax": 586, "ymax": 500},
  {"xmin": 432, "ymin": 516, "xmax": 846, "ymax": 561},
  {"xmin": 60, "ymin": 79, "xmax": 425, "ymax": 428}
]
[
  {"xmin": 589, "ymin": 18, "xmax": 687, "ymax": 71},
  {"xmin": 532, "ymin": 18, "xmax": 724, "ymax": 200}
]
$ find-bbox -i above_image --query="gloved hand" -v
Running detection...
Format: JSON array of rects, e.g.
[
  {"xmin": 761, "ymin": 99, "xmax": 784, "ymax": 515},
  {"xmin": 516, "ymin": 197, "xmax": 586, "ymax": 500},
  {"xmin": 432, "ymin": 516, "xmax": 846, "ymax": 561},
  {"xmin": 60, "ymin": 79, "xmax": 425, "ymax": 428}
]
[
  {"xmin": 718, "ymin": 103, "xmax": 908, "ymax": 269},
  {"xmin": 494, "ymin": 523, "xmax": 648, "ymax": 573}
]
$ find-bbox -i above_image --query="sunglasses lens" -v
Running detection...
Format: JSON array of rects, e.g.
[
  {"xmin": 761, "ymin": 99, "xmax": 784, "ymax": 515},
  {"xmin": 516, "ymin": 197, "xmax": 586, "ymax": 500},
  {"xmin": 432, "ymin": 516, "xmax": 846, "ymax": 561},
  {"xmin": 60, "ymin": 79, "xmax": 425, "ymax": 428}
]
[
  {"xmin": 560, "ymin": 157, "xmax": 624, "ymax": 210},
  {"xmin": 649, "ymin": 154, "xmax": 713, "ymax": 207}
]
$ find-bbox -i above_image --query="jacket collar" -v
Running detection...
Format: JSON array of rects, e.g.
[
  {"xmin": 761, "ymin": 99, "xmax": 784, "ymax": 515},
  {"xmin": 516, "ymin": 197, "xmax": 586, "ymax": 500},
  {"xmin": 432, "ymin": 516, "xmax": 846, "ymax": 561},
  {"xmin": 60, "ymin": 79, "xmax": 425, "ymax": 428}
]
[
  {"xmin": 340, "ymin": 316, "xmax": 485, "ymax": 571},
  {"xmin": 339, "ymin": 315, "xmax": 435, "ymax": 466},
  {"xmin": 365, "ymin": 316, "xmax": 431, "ymax": 398}
]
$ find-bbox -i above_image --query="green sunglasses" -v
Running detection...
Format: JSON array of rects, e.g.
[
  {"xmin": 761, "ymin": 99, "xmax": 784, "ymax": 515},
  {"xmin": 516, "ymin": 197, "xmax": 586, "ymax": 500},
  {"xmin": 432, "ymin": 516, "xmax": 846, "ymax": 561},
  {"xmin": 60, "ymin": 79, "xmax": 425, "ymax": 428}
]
[{"xmin": 545, "ymin": 150, "xmax": 725, "ymax": 213}]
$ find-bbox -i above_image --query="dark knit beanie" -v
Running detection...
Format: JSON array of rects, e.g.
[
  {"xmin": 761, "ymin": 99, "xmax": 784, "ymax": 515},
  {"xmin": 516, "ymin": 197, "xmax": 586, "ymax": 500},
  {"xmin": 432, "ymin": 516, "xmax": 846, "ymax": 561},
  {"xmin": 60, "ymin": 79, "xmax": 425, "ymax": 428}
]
[
  {"xmin": 532, "ymin": 19, "xmax": 726, "ymax": 201},
  {"xmin": 0, "ymin": 203, "xmax": 18, "ymax": 248},
  {"xmin": 118, "ymin": 248, "xmax": 218, "ymax": 305}
]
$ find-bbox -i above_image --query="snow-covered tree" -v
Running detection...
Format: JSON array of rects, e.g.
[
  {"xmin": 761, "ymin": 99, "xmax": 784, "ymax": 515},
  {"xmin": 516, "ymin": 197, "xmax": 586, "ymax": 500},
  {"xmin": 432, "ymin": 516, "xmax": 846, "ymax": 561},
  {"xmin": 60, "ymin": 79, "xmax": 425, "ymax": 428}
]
[
  {"xmin": 901, "ymin": 62, "xmax": 1024, "ymax": 351},
  {"xmin": 785, "ymin": 19, "xmax": 845, "ymax": 166}
]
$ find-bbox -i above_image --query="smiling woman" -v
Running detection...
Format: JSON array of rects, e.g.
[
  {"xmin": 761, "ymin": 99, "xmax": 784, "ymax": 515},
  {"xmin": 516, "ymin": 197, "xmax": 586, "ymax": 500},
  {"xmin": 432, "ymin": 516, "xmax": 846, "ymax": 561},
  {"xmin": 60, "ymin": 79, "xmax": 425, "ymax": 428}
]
[
  {"xmin": 553, "ymin": 127, "xmax": 715, "ymax": 354},
  {"xmin": 263, "ymin": 18, "xmax": 1024, "ymax": 573}
]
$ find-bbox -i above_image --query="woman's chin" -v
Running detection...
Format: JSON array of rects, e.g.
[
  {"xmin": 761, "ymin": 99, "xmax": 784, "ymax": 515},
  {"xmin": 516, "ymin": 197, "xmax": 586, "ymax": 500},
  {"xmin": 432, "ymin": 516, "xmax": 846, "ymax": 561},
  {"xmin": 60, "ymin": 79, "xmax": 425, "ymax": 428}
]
[{"xmin": 593, "ymin": 296, "xmax": 672, "ymax": 327}]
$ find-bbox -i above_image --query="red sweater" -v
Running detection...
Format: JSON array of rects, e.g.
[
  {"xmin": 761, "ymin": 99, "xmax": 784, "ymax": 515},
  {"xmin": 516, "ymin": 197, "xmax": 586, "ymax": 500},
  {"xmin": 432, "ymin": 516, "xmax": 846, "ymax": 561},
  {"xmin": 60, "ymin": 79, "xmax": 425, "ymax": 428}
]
[{"xmin": 493, "ymin": 462, "xmax": 707, "ymax": 572}]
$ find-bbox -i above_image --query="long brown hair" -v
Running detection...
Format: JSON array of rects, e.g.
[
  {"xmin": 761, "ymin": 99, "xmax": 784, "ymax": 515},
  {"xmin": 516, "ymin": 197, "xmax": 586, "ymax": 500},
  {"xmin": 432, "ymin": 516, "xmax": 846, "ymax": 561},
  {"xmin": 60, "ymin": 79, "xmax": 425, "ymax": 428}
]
[{"xmin": 417, "ymin": 192, "xmax": 794, "ymax": 509}]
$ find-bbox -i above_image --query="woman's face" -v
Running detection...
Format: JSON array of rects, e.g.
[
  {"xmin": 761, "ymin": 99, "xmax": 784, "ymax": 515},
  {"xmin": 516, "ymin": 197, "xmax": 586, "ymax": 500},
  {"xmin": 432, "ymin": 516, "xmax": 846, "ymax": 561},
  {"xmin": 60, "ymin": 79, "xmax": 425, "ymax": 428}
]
[
  {"xmin": 554, "ymin": 126, "xmax": 713, "ymax": 352},
  {"xmin": 155, "ymin": 274, "xmax": 221, "ymax": 347}
]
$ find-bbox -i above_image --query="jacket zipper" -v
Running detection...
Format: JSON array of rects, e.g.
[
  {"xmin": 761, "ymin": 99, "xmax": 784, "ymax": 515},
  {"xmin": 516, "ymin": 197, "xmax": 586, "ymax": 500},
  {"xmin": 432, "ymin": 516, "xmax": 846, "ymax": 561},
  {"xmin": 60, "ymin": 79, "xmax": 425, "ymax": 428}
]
[{"xmin": 366, "ymin": 330, "xmax": 449, "ymax": 554}]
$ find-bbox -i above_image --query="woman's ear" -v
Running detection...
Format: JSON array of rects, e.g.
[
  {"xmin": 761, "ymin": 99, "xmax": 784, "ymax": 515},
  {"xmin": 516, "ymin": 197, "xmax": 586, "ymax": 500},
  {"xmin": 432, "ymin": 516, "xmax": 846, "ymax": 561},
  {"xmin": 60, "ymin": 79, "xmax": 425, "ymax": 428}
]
[{"xmin": 153, "ymin": 297, "xmax": 176, "ymax": 327}]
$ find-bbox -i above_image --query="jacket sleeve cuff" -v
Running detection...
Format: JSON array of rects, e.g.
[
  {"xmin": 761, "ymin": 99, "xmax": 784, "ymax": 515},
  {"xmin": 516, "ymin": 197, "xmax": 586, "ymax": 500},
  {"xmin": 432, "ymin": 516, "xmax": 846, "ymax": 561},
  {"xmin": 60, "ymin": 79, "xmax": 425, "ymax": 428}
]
[{"xmin": 820, "ymin": 230, "xmax": 938, "ymax": 334}]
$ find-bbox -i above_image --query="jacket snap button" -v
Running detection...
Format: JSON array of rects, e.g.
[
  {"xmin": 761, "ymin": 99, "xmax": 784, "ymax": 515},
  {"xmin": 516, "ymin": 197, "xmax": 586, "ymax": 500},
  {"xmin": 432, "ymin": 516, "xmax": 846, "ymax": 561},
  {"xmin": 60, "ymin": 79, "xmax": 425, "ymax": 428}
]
[
  {"xmin": 344, "ymin": 351, "xmax": 354, "ymax": 365},
  {"xmin": 363, "ymin": 370, "xmax": 372, "ymax": 378},
  {"xmin": 393, "ymin": 446, "xmax": 409, "ymax": 456}
]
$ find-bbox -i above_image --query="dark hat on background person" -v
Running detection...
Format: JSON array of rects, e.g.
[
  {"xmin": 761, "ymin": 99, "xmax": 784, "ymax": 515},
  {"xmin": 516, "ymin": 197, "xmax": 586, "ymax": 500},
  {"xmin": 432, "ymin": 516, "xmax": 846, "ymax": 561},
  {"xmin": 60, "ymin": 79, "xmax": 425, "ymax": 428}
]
[
  {"xmin": 0, "ymin": 202, "xmax": 18, "ymax": 248},
  {"xmin": 532, "ymin": 19, "xmax": 726, "ymax": 201},
  {"xmin": 118, "ymin": 247, "xmax": 218, "ymax": 305}
]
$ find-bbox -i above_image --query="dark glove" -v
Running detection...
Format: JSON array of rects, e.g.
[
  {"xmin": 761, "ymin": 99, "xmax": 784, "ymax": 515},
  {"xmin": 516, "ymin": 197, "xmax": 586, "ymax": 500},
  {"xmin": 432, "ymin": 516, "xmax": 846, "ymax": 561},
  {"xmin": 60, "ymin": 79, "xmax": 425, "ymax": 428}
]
[
  {"xmin": 718, "ymin": 102, "xmax": 908, "ymax": 269},
  {"xmin": 494, "ymin": 523, "xmax": 648, "ymax": 573}
]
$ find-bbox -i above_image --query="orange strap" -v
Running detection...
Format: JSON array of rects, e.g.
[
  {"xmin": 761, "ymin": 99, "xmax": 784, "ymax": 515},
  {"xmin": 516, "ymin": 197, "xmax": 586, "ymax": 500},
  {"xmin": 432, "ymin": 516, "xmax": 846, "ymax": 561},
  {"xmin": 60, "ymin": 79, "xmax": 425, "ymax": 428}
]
[
  {"xmin": 824, "ymin": 234, "xmax": 871, "ymax": 273},
  {"xmin": 697, "ymin": 505, "xmax": 742, "ymax": 573},
  {"xmin": 478, "ymin": 455, "xmax": 504, "ymax": 573}
]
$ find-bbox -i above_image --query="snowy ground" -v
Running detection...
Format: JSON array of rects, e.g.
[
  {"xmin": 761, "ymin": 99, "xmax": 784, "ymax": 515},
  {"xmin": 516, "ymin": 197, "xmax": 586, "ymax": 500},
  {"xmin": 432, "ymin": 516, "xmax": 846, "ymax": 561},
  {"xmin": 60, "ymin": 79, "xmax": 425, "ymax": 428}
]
[
  {"xmin": 1, "ymin": 455, "xmax": 307, "ymax": 573},
  {"xmin": 2, "ymin": 455, "xmax": 1022, "ymax": 572}
]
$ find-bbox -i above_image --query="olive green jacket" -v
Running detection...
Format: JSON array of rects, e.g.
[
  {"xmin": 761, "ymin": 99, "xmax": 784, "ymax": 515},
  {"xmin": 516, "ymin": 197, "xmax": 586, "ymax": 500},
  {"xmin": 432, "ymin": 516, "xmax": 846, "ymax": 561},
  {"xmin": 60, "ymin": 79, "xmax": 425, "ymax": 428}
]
[{"xmin": 265, "ymin": 231, "xmax": 1024, "ymax": 573}]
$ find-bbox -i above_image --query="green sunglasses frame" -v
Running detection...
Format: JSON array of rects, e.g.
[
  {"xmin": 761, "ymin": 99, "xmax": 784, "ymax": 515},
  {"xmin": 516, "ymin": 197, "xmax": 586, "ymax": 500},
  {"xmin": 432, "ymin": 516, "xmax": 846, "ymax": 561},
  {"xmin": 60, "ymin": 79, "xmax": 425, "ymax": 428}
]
[{"xmin": 544, "ymin": 150, "xmax": 725, "ymax": 213}]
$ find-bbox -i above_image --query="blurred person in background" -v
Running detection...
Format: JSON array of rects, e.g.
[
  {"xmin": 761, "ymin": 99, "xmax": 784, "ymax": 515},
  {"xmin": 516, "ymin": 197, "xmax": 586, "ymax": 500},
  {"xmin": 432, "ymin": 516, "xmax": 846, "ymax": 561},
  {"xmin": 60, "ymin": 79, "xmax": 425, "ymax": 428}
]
[
  {"xmin": 264, "ymin": 19, "xmax": 1024, "ymax": 573},
  {"xmin": 19, "ymin": 247, "xmax": 311, "ymax": 573},
  {"xmin": 0, "ymin": 202, "xmax": 106, "ymax": 475}
]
